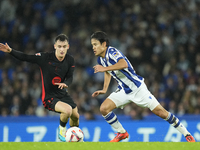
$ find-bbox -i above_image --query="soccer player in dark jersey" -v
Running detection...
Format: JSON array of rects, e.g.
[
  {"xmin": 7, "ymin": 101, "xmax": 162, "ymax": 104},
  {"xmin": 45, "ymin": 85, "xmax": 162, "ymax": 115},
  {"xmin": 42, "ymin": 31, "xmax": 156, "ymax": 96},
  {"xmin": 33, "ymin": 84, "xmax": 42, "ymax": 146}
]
[{"xmin": 0, "ymin": 34, "xmax": 79, "ymax": 142}]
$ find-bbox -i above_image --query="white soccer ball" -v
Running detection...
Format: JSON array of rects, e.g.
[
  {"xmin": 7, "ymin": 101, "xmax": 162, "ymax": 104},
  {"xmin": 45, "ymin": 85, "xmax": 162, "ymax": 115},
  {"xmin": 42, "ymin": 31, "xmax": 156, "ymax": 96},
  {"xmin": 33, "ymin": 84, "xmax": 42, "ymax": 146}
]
[{"xmin": 65, "ymin": 127, "xmax": 84, "ymax": 142}]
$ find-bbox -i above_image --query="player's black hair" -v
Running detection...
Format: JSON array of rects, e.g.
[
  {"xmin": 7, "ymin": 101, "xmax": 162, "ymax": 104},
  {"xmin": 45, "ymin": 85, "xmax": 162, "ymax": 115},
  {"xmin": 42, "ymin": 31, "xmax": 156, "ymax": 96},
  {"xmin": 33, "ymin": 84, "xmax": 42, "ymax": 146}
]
[
  {"xmin": 91, "ymin": 31, "xmax": 109, "ymax": 47},
  {"xmin": 55, "ymin": 34, "xmax": 69, "ymax": 42}
]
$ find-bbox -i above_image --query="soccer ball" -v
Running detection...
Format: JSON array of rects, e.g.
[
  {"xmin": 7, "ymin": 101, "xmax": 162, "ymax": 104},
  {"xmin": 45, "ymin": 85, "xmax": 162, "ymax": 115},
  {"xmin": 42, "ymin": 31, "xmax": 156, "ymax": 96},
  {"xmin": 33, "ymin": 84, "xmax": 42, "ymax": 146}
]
[{"xmin": 65, "ymin": 127, "xmax": 84, "ymax": 142}]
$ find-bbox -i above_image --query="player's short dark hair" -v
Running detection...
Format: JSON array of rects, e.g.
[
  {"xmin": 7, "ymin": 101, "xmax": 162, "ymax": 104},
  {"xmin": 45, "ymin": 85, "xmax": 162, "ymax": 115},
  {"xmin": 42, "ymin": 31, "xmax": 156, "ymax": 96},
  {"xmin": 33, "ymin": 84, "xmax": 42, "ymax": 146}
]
[
  {"xmin": 55, "ymin": 34, "xmax": 69, "ymax": 43},
  {"xmin": 91, "ymin": 31, "xmax": 109, "ymax": 47}
]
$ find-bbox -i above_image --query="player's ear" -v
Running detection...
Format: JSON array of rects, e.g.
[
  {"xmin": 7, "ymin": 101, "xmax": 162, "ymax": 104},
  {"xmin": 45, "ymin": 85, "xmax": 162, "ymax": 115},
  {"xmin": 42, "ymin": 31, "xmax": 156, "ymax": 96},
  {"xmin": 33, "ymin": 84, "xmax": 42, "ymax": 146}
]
[
  {"xmin": 102, "ymin": 41, "xmax": 107, "ymax": 47},
  {"xmin": 54, "ymin": 44, "xmax": 56, "ymax": 49}
]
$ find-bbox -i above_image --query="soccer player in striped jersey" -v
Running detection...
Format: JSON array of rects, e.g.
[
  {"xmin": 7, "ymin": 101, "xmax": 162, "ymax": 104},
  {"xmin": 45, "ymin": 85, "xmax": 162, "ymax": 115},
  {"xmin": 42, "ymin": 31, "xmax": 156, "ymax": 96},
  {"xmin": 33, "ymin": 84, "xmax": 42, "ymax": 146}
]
[{"xmin": 90, "ymin": 31, "xmax": 195, "ymax": 142}]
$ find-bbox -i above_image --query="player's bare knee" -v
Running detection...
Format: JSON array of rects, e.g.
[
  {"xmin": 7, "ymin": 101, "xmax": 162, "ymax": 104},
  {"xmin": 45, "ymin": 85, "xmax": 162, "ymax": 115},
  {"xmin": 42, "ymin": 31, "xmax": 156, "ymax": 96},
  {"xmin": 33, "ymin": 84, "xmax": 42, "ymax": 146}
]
[
  {"xmin": 72, "ymin": 113, "xmax": 79, "ymax": 121},
  {"xmin": 100, "ymin": 105, "xmax": 110, "ymax": 115},
  {"xmin": 76, "ymin": 113, "xmax": 80, "ymax": 120},
  {"xmin": 63, "ymin": 108, "xmax": 72, "ymax": 117}
]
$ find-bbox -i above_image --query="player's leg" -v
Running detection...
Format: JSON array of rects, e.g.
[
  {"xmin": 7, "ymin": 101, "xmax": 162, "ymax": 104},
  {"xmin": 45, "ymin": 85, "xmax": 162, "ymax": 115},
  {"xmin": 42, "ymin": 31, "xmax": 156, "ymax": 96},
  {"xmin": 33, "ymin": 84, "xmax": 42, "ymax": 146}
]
[
  {"xmin": 55, "ymin": 101, "xmax": 73, "ymax": 142},
  {"xmin": 100, "ymin": 93, "xmax": 129, "ymax": 142},
  {"xmin": 152, "ymin": 104, "xmax": 195, "ymax": 142},
  {"xmin": 100, "ymin": 98, "xmax": 125, "ymax": 132},
  {"xmin": 55, "ymin": 101, "xmax": 73, "ymax": 125},
  {"xmin": 69, "ymin": 106, "xmax": 79, "ymax": 127},
  {"xmin": 133, "ymin": 83, "xmax": 195, "ymax": 142}
]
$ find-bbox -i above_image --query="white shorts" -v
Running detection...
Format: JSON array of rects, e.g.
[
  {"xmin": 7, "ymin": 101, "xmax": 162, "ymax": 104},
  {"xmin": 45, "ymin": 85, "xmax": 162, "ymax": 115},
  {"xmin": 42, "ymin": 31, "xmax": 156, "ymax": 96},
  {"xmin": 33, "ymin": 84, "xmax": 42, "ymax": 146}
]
[{"xmin": 108, "ymin": 82, "xmax": 159, "ymax": 111}]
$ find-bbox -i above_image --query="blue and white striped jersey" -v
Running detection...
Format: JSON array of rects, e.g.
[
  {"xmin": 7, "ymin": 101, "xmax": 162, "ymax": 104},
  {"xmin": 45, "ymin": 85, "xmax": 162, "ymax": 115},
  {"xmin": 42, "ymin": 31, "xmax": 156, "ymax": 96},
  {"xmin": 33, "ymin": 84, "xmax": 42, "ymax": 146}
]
[{"xmin": 97, "ymin": 46, "xmax": 144, "ymax": 94}]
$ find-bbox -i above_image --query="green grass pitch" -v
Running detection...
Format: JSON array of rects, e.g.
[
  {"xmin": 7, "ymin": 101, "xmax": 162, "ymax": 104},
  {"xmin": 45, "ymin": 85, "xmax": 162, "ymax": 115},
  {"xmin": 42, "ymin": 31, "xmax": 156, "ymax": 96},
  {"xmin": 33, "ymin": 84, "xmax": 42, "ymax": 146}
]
[{"xmin": 0, "ymin": 142, "xmax": 199, "ymax": 150}]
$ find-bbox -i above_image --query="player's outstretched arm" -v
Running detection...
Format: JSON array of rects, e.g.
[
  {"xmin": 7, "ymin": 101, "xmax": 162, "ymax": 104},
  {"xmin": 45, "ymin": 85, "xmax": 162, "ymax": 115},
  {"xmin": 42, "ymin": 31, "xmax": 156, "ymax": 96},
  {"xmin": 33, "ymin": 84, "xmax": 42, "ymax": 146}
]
[
  {"xmin": 0, "ymin": 43, "xmax": 12, "ymax": 53},
  {"xmin": 0, "ymin": 43, "xmax": 42, "ymax": 64}
]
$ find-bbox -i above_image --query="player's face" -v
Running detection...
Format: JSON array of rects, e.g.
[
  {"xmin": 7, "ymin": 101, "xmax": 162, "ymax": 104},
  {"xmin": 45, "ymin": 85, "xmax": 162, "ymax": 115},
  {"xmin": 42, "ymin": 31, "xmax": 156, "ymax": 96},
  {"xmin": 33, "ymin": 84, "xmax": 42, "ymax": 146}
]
[
  {"xmin": 91, "ymin": 39, "xmax": 107, "ymax": 57},
  {"xmin": 54, "ymin": 40, "xmax": 69, "ymax": 60}
]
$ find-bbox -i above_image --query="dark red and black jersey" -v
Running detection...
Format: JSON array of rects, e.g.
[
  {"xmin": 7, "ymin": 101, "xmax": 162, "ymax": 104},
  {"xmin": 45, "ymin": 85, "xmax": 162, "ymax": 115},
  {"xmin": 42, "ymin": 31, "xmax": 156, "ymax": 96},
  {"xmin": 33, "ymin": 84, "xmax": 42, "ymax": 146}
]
[{"xmin": 10, "ymin": 50, "xmax": 75, "ymax": 103}]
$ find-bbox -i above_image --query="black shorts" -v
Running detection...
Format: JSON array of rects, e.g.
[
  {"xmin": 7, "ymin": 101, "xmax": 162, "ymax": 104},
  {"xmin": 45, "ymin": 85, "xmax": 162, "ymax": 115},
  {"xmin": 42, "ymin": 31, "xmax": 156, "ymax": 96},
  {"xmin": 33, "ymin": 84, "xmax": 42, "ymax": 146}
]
[{"xmin": 43, "ymin": 92, "xmax": 77, "ymax": 112}]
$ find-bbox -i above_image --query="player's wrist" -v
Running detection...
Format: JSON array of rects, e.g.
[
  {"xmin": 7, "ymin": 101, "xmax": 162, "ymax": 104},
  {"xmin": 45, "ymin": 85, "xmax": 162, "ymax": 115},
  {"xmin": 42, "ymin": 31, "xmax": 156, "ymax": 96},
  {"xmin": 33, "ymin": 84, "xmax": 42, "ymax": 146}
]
[
  {"xmin": 8, "ymin": 48, "xmax": 12, "ymax": 53},
  {"xmin": 9, "ymin": 48, "xmax": 12, "ymax": 53},
  {"xmin": 102, "ymin": 89, "xmax": 107, "ymax": 93}
]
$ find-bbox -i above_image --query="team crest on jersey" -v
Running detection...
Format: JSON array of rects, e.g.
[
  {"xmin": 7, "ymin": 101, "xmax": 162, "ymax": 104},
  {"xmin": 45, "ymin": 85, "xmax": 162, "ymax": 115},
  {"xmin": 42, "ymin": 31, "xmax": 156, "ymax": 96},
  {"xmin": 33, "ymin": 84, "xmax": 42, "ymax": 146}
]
[
  {"xmin": 112, "ymin": 52, "xmax": 121, "ymax": 59},
  {"xmin": 35, "ymin": 53, "xmax": 41, "ymax": 56}
]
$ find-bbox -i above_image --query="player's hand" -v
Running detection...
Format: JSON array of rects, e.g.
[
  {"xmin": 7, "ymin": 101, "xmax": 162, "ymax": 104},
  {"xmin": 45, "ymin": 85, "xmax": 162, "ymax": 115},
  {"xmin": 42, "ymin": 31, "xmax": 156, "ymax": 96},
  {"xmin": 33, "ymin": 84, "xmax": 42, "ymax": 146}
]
[
  {"xmin": 54, "ymin": 83, "xmax": 68, "ymax": 89},
  {"xmin": 93, "ymin": 65, "xmax": 106, "ymax": 73},
  {"xmin": 92, "ymin": 90, "xmax": 106, "ymax": 97},
  {"xmin": 0, "ymin": 43, "xmax": 12, "ymax": 53}
]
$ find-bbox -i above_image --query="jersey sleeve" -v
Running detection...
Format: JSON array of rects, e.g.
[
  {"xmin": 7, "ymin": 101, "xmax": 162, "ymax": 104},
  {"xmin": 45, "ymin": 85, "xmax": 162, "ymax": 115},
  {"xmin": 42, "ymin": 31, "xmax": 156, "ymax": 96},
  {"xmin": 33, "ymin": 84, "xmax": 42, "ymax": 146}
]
[
  {"xmin": 64, "ymin": 56, "xmax": 75, "ymax": 86},
  {"xmin": 10, "ymin": 49, "xmax": 44, "ymax": 65},
  {"xmin": 109, "ymin": 49, "xmax": 123, "ymax": 62}
]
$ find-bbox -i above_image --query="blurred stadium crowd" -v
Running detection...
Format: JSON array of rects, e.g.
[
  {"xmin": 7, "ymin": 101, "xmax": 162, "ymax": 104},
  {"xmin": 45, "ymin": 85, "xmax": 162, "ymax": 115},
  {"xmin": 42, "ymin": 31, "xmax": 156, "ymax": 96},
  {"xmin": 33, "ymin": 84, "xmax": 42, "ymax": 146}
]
[{"xmin": 0, "ymin": 0, "xmax": 200, "ymax": 120}]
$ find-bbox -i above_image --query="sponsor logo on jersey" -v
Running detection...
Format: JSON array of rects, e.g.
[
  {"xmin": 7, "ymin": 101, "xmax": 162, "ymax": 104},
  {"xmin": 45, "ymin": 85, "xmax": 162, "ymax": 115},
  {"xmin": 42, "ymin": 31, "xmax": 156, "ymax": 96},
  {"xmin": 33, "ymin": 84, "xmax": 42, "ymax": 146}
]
[
  {"xmin": 112, "ymin": 52, "xmax": 121, "ymax": 59},
  {"xmin": 35, "ymin": 53, "xmax": 41, "ymax": 56},
  {"xmin": 52, "ymin": 76, "xmax": 61, "ymax": 85}
]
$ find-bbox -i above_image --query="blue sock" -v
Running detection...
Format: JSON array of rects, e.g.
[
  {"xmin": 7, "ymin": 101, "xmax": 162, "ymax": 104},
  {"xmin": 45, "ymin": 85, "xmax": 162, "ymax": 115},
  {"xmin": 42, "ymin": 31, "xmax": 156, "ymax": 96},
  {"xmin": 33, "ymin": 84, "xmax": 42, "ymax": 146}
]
[
  {"xmin": 103, "ymin": 111, "xmax": 126, "ymax": 133},
  {"xmin": 165, "ymin": 112, "xmax": 190, "ymax": 136},
  {"xmin": 165, "ymin": 112, "xmax": 180, "ymax": 128},
  {"xmin": 103, "ymin": 111, "xmax": 118, "ymax": 125}
]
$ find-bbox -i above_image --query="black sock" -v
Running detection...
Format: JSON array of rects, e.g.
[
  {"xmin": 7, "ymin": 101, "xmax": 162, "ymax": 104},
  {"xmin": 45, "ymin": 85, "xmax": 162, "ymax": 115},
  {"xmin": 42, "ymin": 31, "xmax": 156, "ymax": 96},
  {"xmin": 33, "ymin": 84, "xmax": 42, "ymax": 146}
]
[
  {"xmin": 70, "ymin": 125, "xmax": 79, "ymax": 127},
  {"xmin": 60, "ymin": 119, "xmax": 67, "ymax": 127}
]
